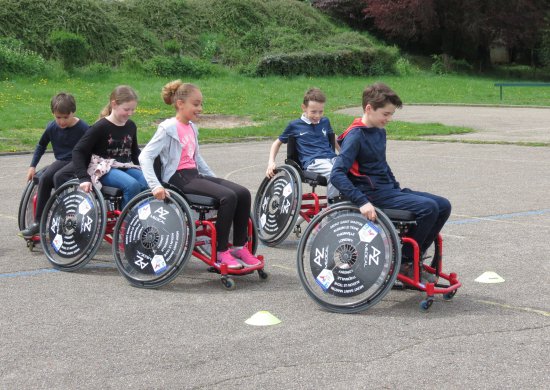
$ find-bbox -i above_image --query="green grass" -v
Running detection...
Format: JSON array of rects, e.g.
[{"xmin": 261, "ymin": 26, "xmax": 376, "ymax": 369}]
[{"xmin": 1, "ymin": 71, "xmax": 549, "ymax": 152}]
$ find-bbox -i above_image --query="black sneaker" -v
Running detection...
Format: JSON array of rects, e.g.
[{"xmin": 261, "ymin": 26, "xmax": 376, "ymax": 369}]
[{"xmin": 20, "ymin": 222, "xmax": 39, "ymax": 238}]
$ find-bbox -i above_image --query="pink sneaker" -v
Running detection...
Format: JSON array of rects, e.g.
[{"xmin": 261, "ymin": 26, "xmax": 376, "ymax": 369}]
[
  {"xmin": 231, "ymin": 246, "xmax": 261, "ymax": 267},
  {"xmin": 217, "ymin": 250, "xmax": 243, "ymax": 269}
]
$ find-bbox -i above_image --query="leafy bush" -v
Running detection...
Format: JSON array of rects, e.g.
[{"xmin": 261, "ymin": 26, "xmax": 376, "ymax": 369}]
[
  {"xmin": 0, "ymin": 38, "xmax": 45, "ymax": 78},
  {"xmin": 144, "ymin": 55, "xmax": 216, "ymax": 78},
  {"xmin": 431, "ymin": 54, "xmax": 473, "ymax": 75},
  {"xmin": 49, "ymin": 30, "xmax": 89, "ymax": 71},
  {"xmin": 255, "ymin": 46, "xmax": 398, "ymax": 77}
]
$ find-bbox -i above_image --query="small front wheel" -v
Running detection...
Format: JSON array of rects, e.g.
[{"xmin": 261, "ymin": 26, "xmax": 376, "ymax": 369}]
[
  {"xmin": 420, "ymin": 298, "xmax": 434, "ymax": 311},
  {"xmin": 443, "ymin": 290, "xmax": 457, "ymax": 301},
  {"xmin": 258, "ymin": 269, "xmax": 268, "ymax": 280},
  {"xmin": 221, "ymin": 277, "xmax": 236, "ymax": 290}
]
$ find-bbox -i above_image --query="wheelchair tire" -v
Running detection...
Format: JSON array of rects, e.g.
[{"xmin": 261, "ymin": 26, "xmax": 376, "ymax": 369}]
[
  {"xmin": 296, "ymin": 202, "xmax": 401, "ymax": 313},
  {"xmin": 253, "ymin": 164, "xmax": 302, "ymax": 247},
  {"xmin": 112, "ymin": 190, "xmax": 195, "ymax": 289},
  {"xmin": 40, "ymin": 180, "xmax": 107, "ymax": 271},
  {"xmin": 17, "ymin": 167, "xmax": 47, "ymax": 231}
]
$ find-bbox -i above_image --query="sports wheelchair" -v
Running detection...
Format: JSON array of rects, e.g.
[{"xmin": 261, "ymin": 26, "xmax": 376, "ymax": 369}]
[
  {"xmin": 18, "ymin": 167, "xmax": 49, "ymax": 250},
  {"xmin": 296, "ymin": 201, "xmax": 461, "ymax": 313},
  {"xmin": 254, "ymin": 135, "xmax": 335, "ymax": 246},
  {"xmin": 40, "ymin": 179, "xmax": 266, "ymax": 290}
]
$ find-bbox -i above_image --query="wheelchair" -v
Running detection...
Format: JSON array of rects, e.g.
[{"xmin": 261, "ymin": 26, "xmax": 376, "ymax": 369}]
[
  {"xmin": 18, "ymin": 167, "xmax": 51, "ymax": 250},
  {"xmin": 39, "ymin": 179, "xmax": 123, "ymax": 271},
  {"xmin": 253, "ymin": 135, "xmax": 334, "ymax": 246},
  {"xmin": 296, "ymin": 201, "xmax": 461, "ymax": 313},
  {"xmin": 112, "ymin": 185, "xmax": 266, "ymax": 290},
  {"xmin": 40, "ymin": 178, "xmax": 266, "ymax": 290}
]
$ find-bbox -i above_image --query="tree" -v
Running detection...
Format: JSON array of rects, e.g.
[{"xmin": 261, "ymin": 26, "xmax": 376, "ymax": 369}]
[{"xmin": 362, "ymin": 0, "xmax": 550, "ymax": 68}]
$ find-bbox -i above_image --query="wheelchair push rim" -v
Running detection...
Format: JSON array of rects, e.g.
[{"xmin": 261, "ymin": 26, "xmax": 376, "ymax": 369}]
[
  {"xmin": 112, "ymin": 190, "xmax": 195, "ymax": 289},
  {"xmin": 297, "ymin": 202, "xmax": 401, "ymax": 313},
  {"xmin": 18, "ymin": 167, "xmax": 47, "ymax": 231},
  {"xmin": 253, "ymin": 164, "xmax": 302, "ymax": 247},
  {"xmin": 40, "ymin": 180, "xmax": 107, "ymax": 271}
]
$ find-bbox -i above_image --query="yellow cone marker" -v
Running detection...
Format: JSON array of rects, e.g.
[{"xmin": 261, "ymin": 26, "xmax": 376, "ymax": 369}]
[
  {"xmin": 475, "ymin": 271, "xmax": 505, "ymax": 283},
  {"xmin": 245, "ymin": 311, "xmax": 281, "ymax": 326}
]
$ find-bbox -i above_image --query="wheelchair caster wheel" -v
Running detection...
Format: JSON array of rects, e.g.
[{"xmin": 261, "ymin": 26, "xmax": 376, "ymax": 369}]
[
  {"xmin": 420, "ymin": 298, "xmax": 433, "ymax": 311},
  {"xmin": 221, "ymin": 277, "xmax": 236, "ymax": 290},
  {"xmin": 258, "ymin": 269, "xmax": 268, "ymax": 280},
  {"xmin": 443, "ymin": 290, "xmax": 457, "ymax": 301},
  {"xmin": 26, "ymin": 240, "xmax": 35, "ymax": 252}
]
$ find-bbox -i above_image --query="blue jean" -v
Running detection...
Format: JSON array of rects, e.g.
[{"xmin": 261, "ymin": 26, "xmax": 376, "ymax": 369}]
[{"xmin": 100, "ymin": 168, "xmax": 148, "ymax": 209}]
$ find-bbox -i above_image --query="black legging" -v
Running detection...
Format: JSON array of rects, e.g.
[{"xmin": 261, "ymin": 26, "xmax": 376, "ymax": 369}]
[
  {"xmin": 34, "ymin": 160, "xmax": 70, "ymax": 222},
  {"xmin": 169, "ymin": 169, "xmax": 251, "ymax": 252}
]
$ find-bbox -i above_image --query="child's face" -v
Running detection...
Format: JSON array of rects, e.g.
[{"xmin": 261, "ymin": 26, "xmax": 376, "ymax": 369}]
[
  {"xmin": 53, "ymin": 111, "xmax": 76, "ymax": 128},
  {"xmin": 364, "ymin": 103, "xmax": 397, "ymax": 128},
  {"xmin": 111, "ymin": 100, "xmax": 137, "ymax": 124},
  {"xmin": 177, "ymin": 89, "xmax": 203, "ymax": 123},
  {"xmin": 301, "ymin": 101, "xmax": 325, "ymax": 124}
]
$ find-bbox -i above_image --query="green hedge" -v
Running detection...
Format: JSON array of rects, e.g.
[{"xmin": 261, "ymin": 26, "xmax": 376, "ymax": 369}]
[{"xmin": 256, "ymin": 46, "xmax": 399, "ymax": 76}]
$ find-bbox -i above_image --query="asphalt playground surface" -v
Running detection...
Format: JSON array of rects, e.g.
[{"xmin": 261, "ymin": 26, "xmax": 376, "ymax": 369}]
[{"xmin": 1, "ymin": 105, "xmax": 549, "ymax": 389}]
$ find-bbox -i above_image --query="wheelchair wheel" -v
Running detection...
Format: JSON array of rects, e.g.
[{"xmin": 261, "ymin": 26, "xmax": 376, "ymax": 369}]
[
  {"xmin": 17, "ymin": 167, "xmax": 47, "ymax": 231},
  {"xmin": 40, "ymin": 181, "xmax": 107, "ymax": 271},
  {"xmin": 113, "ymin": 190, "xmax": 195, "ymax": 289},
  {"xmin": 253, "ymin": 164, "xmax": 302, "ymax": 246},
  {"xmin": 296, "ymin": 202, "xmax": 401, "ymax": 313}
]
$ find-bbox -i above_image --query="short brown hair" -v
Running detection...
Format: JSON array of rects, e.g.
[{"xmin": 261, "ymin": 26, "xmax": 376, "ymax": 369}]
[
  {"xmin": 362, "ymin": 82, "xmax": 402, "ymax": 111},
  {"xmin": 50, "ymin": 92, "xmax": 76, "ymax": 114},
  {"xmin": 303, "ymin": 87, "xmax": 326, "ymax": 106}
]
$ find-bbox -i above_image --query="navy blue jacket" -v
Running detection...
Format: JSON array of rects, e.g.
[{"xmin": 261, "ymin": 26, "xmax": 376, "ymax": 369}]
[
  {"xmin": 30, "ymin": 119, "xmax": 89, "ymax": 167},
  {"xmin": 331, "ymin": 118, "xmax": 399, "ymax": 207}
]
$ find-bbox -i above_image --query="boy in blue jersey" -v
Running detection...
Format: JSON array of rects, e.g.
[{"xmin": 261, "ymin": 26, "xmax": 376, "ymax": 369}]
[
  {"xmin": 331, "ymin": 82, "xmax": 451, "ymax": 279},
  {"xmin": 19, "ymin": 93, "xmax": 89, "ymax": 238},
  {"xmin": 266, "ymin": 87, "xmax": 339, "ymax": 199}
]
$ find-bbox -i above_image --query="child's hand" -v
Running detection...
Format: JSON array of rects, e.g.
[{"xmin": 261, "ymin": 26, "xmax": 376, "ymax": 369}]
[
  {"xmin": 79, "ymin": 182, "xmax": 92, "ymax": 193},
  {"xmin": 266, "ymin": 162, "xmax": 277, "ymax": 178},
  {"xmin": 152, "ymin": 186, "xmax": 168, "ymax": 200},
  {"xmin": 360, "ymin": 202, "xmax": 377, "ymax": 221},
  {"xmin": 26, "ymin": 167, "xmax": 36, "ymax": 181}
]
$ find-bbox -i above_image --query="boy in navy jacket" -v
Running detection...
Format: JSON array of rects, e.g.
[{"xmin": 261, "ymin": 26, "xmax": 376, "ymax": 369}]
[
  {"xmin": 266, "ymin": 88, "xmax": 339, "ymax": 199},
  {"xmin": 20, "ymin": 93, "xmax": 88, "ymax": 238},
  {"xmin": 331, "ymin": 82, "xmax": 451, "ymax": 275}
]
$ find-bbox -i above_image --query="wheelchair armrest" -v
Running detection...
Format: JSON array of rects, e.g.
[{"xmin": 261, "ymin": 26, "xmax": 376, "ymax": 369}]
[
  {"xmin": 183, "ymin": 193, "xmax": 219, "ymax": 208},
  {"xmin": 101, "ymin": 186, "xmax": 123, "ymax": 197},
  {"xmin": 303, "ymin": 170, "xmax": 327, "ymax": 186}
]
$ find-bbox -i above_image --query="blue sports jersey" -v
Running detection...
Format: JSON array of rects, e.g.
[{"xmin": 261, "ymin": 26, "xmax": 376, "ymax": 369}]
[{"xmin": 278, "ymin": 115, "xmax": 336, "ymax": 169}]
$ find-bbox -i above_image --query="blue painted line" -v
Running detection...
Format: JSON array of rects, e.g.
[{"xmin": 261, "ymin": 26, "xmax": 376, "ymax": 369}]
[
  {"xmin": 0, "ymin": 268, "xmax": 59, "ymax": 278},
  {"xmin": 0, "ymin": 263, "xmax": 116, "ymax": 279},
  {"xmin": 449, "ymin": 208, "xmax": 550, "ymax": 225}
]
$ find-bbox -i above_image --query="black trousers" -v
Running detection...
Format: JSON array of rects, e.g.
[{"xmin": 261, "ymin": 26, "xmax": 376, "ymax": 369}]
[
  {"xmin": 169, "ymin": 169, "xmax": 251, "ymax": 252},
  {"xmin": 34, "ymin": 160, "xmax": 71, "ymax": 222}
]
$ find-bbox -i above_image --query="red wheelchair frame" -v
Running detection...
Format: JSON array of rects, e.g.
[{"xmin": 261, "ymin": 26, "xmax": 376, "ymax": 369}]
[
  {"xmin": 388, "ymin": 211, "xmax": 462, "ymax": 310},
  {"xmin": 188, "ymin": 192, "xmax": 267, "ymax": 290}
]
